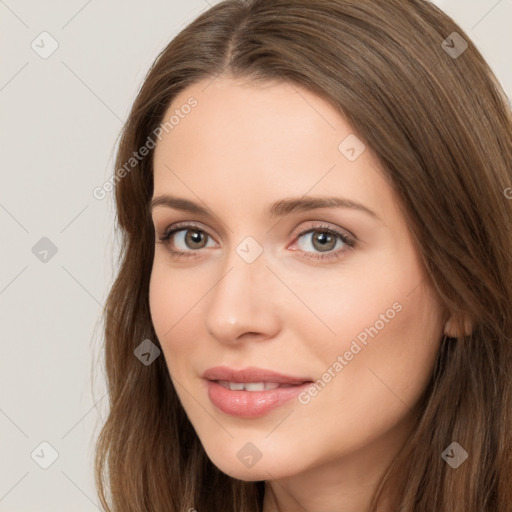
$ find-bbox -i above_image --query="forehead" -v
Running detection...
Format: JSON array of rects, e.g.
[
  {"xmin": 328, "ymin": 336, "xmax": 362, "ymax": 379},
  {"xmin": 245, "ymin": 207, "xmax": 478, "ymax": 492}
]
[
  {"xmin": 152, "ymin": 76, "xmax": 393, "ymax": 223},
  {"xmin": 155, "ymin": 76, "xmax": 348, "ymax": 161}
]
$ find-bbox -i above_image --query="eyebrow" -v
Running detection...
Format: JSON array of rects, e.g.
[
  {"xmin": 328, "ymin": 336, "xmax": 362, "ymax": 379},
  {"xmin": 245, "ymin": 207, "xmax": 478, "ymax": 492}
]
[{"xmin": 149, "ymin": 194, "xmax": 380, "ymax": 221}]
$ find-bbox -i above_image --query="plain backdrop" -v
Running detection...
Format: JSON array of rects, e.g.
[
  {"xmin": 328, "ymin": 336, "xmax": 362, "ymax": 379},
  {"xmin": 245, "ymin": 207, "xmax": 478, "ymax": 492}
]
[{"xmin": 1, "ymin": 0, "xmax": 511, "ymax": 510}]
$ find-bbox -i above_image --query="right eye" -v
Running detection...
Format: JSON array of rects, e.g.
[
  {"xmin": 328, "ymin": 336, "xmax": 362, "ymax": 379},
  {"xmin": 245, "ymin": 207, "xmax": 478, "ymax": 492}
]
[{"xmin": 157, "ymin": 223, "xmax": 217, "ymax": 258}]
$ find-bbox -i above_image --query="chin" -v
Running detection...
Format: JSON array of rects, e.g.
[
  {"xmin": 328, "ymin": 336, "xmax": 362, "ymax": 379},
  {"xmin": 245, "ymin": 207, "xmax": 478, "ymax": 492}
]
[{"xmin": 200, "ymin": 439, "xmax": 302, "ymax": 482}]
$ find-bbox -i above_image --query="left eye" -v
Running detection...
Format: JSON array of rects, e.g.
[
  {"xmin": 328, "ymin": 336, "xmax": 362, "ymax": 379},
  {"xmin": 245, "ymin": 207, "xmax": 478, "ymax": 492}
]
[{"xmin": 295, "ymin": 228, "xmax": 353, "ymax": 253}]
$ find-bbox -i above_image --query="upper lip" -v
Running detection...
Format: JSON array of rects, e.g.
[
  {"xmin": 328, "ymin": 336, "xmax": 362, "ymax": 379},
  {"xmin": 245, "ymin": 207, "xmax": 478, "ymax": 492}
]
[{"xmin": 203, "ymin": 366, "xmax": 313, "ymax": 384}]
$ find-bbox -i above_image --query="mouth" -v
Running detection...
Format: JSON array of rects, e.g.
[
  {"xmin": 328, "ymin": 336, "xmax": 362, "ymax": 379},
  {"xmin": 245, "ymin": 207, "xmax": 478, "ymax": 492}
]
[
  {"xmin": 203, "ymin": 366, "xmax": 313, "ymax": 418},
  {"xmin": 214, "ymin": 381, "xmax": 305, "ymax": 391},
  {"xmin": 203, "ymin": 365, "xmax": 312, "ymax": 385}
]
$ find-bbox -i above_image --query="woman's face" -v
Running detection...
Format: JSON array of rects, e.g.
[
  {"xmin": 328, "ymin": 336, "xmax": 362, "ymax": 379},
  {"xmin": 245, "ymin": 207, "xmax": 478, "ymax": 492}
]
[{"xmin": 149, "ymin": 76, "xmax": 445, "ymax": 488}]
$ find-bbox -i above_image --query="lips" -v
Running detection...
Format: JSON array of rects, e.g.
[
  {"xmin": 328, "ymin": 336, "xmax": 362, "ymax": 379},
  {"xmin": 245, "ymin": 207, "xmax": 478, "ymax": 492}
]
[
  {"xmin": 203, "ymin": 366, "xmax": 313, "ymax": 418},
  {"xmin": 216, "ymin": 381, "xmax": 290, "ymax": 391},
  {"xmin": 203, "ymin": 366, "xmax": 312, "ymax": 385}
]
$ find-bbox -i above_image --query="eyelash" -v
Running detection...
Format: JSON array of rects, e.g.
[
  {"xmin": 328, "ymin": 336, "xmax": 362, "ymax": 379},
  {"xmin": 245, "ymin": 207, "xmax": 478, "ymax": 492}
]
[{"xmin": 156, "ymin": 221, "xmax": 356, "ymax": 262}]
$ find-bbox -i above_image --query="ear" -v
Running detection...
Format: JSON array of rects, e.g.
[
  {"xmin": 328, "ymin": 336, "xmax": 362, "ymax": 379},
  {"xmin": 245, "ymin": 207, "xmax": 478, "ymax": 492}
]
[{"xmin": 444, "ymin": 314, "xmax": 473, "ymax": 337}]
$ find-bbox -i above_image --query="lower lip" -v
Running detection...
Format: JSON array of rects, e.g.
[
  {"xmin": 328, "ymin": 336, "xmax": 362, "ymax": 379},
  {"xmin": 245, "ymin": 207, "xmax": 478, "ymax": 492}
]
[{"xmin": 205, "ymin": 380, "xmax": 311, "ymax": 418}]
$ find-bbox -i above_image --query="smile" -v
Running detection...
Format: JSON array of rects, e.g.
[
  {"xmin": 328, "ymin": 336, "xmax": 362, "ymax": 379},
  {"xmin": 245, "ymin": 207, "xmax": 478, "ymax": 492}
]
[
  {"xmin": 203, "ymin": 366, "xmax": 313, "ymax": 418},
  {"xmin": 215, "ymin": 380, "xmax": 306, "ymax": 391}
]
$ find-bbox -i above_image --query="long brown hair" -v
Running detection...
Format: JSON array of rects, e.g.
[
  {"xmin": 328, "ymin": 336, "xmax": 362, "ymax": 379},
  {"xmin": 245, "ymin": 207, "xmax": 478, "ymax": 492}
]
[{"xmin": 94, "ymin": 0, "xmax": 512, "ymax": 510}]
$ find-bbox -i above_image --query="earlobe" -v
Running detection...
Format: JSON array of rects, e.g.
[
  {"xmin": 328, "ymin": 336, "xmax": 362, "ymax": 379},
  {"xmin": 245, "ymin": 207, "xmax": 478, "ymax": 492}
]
[{"xmin": 444, "ymin": 314, "xmax": 473, "ymax": 337}]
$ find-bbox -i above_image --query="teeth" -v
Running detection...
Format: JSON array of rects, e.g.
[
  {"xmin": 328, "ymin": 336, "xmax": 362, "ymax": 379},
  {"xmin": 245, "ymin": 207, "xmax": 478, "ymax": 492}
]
[
  {"xmin": 244, "ymin": 382, "xmax": 265, "ymax": 391},
  {"xmin": 217, "ymin": 381, "xmax": 283, "ymax": 391}
]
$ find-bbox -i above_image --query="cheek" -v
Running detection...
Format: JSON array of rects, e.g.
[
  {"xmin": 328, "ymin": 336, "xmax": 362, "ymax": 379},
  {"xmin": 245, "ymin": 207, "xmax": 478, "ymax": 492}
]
[
  {"xmin": 317, "ymin": 286, "xmax": 441, "ymax": 419},
  {"xmin": 283, "ymin": 270, "xmax": 443, "ymax": 468},
  {"xmin": 149, "ymin": 259, "xmax": 199, "ymax": 329},
  {"xmin": 274, "ymin": 254, "xmax": 413, "ymax": 360},
  {"xmin": 148, "ymin": 262, "xmax": 210, "ymax": 369},
  {"xmin": 148, "ymin": 264, "xmax": 174, "ymax": 340},
  {"xmin": 291, "ymin": 246, "xmax": 443, "ymax": 405}
]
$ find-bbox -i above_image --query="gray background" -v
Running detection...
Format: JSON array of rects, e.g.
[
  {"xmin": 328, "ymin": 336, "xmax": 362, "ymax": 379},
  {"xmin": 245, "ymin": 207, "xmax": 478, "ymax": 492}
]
[{"xmin": 1, "ymin": 0, "xmax": 511, "ymax": 510}]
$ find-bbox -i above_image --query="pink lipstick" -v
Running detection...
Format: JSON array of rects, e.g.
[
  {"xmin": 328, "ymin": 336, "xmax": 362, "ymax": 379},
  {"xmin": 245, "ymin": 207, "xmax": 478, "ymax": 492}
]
[{"xmin": 203, "ymin": 366, "xmax": 313, "ymax": 418}]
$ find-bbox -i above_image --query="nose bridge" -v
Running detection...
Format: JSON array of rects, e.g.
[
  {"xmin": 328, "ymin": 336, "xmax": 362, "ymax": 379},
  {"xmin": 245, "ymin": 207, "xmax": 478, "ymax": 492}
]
[
  {"xmin": 204, "ymin": 236, "xmax": 279, "ymax": 343},
  {"xmin": 218, "ymin": 232, "xmax": 269, "ymax": 299}
]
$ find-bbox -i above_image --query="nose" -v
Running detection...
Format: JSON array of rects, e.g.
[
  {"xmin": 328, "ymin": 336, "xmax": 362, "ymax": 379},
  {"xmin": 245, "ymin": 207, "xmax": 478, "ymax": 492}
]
[{"xmin": 204, "ymin": 245, "xmax": 281, "ymax": 345}]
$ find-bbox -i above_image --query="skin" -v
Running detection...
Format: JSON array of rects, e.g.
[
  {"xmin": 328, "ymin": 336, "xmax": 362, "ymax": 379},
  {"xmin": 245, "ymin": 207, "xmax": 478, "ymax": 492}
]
[{"xmin": 149, "ymin": 76, "xmax": 458, "ymax": 512}]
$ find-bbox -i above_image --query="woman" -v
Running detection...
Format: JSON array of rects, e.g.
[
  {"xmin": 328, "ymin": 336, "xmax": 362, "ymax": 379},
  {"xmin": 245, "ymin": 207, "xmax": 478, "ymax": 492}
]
[{"xmin": 94, "ymin": 0, "xmax": 512, "ymax": 510}]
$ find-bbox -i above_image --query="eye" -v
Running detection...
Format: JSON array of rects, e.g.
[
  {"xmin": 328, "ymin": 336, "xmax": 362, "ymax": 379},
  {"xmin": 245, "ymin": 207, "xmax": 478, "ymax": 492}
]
[
  {"xmin": 156, "ymin": 221, "xmax": 357, "ymax": 262},
  {"xmin": 290, "ymin": 223, "xmax": 356, "ymax": 261},
  {"xmin": 156, "ymin": 222, "xmax": 216, "ymax": 258}
]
